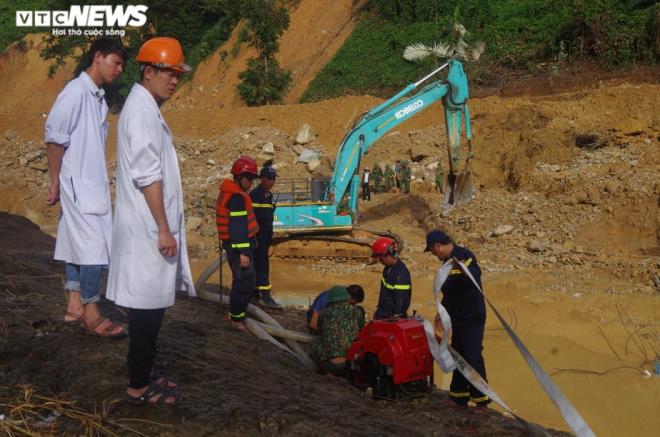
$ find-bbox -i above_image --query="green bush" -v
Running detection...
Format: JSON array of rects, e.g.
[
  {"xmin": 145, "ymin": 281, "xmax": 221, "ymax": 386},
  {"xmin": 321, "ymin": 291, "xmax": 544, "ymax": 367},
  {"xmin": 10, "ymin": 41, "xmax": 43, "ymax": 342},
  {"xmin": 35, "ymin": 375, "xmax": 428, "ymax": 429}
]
[
  {"xmin": 238, "ymin": 58, "xmax": 292, "ymax": 106},
  {"xmin": 303, "ymin": 0, "xmax": 657, "ymax": 101}
]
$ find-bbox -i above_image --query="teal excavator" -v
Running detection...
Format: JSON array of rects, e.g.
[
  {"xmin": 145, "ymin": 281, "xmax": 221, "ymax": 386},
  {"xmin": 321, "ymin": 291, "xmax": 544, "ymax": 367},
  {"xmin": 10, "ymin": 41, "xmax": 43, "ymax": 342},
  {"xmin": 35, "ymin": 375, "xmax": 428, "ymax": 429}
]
[
  {"xmin": 267, "ymin": 58, "xmax": 475, "ymax": 261},
  {"xmin": 195, "ymin": 59, "xmax": 475, "ymax": 290}
]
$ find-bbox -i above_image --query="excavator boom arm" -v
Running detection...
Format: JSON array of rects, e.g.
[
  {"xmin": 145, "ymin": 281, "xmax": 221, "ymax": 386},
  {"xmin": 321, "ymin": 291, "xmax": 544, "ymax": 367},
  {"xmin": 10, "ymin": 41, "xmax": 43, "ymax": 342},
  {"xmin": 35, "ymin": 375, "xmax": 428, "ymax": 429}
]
[{"xmin": 328, "ymin": 59, "xmax": 470, "ymax": 211}]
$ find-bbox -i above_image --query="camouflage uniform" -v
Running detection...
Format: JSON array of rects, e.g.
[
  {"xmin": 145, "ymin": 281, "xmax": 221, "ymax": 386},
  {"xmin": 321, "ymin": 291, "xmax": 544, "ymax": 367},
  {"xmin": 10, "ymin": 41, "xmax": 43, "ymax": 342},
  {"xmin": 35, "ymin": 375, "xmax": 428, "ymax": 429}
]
[
  {"xmin": 311, "ymin": 302, "xmax": 365, "ymax": 362},
  {"xmin": 371, "ymin": 165, "xmax": 384, "ymax": 193},
  {"xmin": 394, "ymin": 160, "xmax": 402, "ymax": 189},
  {"xmin": 434, "ymin": 165, "xmax": 445, "ymax": 193},
  {"xmin": 401, "ymin": 161, "xmax": 411, "ymax": 193},
  {"xmin": 384, "ymin": 164, "xmax": 394, "ymax": 193}
]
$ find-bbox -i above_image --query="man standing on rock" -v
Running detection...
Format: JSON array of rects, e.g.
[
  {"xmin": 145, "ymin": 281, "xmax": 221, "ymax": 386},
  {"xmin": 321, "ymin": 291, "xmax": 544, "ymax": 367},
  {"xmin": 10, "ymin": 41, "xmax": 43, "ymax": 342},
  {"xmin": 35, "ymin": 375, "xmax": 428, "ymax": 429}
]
[
  {"xmin": 372, "ymin": 237, "xmax": 412, "ymax": 319},
  {"xmin": 250, "ymin": 162, "xmax": 282, "ymax": 309},
  {"xmin": 45, "ymin": 38, "xmax": 126, "ymax": 337},
  {"xmin": 107, "ymin": 37, "xmax": 195, "ymax": 405},
  {"xmin": 217, "ymin": 156, "xmax": 260, "ymax": 330},
  {"xmin": 424, "ymin": 230, "xmax": 490, "ymax": 408}
]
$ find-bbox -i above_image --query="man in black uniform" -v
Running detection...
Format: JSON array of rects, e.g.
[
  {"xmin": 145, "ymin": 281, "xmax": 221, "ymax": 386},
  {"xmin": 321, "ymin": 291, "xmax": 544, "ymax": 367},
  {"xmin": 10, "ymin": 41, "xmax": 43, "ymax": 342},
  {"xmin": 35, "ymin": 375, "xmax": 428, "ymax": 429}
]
[
  {"xmin": 249, "ymin": 163, "xmax": 282, "ymax": 309},
  {"xmin": 371, "ymin": 237, "xmax": 411, "ymax": 320},
  {"xmin": 425, "ymin": 230, "xmax": 490, "ymax": 408}
]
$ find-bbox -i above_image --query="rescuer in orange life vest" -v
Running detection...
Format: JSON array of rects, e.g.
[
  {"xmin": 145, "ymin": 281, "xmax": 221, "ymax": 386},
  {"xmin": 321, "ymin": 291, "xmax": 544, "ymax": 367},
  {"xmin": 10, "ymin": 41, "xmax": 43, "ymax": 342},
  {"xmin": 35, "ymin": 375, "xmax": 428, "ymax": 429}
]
[{"xmin": 216, "ymin": 156, "xmax": 260, "ymax": 331}]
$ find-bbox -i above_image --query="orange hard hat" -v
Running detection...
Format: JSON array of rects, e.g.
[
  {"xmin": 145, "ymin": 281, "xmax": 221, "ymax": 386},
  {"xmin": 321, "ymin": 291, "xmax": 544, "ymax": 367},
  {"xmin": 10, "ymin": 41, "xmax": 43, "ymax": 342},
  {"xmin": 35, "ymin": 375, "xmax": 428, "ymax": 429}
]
[
  {"xmin": 231, "ymin": 156, "xmax": 259, "ymax": 178},
  {"xmin": 136, "ymin": 37, "xmax": 191, "ymax": 73},
  {"xmin": 372, "ymin": 237, "xmax": 396, "ymax": 257}
]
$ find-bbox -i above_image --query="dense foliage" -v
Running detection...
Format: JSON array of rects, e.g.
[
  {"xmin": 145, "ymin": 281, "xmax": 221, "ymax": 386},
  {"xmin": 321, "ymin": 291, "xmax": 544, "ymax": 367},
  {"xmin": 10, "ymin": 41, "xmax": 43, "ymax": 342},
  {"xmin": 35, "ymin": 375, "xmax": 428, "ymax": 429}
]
[
  {"xmin": 2, "ymin": 0, "xmax": 656, "ymax": 106},
  {"xmin": 302, "ymin": 0, "xmax": 658, "ymax": 101}
]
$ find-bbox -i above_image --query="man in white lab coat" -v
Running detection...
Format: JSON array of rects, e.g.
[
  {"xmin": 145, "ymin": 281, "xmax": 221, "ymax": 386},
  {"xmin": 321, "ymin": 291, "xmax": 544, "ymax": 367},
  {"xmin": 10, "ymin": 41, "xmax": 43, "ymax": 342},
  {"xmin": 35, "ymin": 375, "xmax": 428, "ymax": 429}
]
[
  {"xmin": 45, "ymin": 38, "xmax": 126, "ymax": 338},
  {"xmin": 107, "ymin": 37, "xmax": 194, "ymax": 405}
]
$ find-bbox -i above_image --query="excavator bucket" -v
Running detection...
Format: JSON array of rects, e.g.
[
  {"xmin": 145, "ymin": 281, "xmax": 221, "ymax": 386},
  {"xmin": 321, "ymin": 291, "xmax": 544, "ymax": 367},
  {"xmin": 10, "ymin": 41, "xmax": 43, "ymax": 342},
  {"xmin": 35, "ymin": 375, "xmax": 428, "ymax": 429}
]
[{"xmin": 444, "ymin": 171, "xmax": 476, "ymax": 207}]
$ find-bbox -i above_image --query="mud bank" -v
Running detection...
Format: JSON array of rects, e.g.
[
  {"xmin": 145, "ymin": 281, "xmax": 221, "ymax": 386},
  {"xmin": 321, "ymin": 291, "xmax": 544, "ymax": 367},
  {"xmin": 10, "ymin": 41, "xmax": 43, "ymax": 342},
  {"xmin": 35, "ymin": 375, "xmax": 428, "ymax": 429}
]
[{"xmin": 0, "ymin": 213, "xmax": 569, "ymax": 436}]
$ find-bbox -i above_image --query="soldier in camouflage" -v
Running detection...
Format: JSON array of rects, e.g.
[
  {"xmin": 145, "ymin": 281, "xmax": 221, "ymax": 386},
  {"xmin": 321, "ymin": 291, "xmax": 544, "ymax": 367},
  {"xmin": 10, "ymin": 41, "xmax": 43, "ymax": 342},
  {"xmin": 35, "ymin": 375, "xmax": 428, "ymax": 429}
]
[
  {"xmin": 311, "ymin": 286, "xmax": 365, "ymax": 376},
  {"xmin": 384, "ymin": 164, "xmax": 395, "ymax": 193},
  {"xmin": 371, "ymin": 164, "xmax": 384, "ymax": 193}
]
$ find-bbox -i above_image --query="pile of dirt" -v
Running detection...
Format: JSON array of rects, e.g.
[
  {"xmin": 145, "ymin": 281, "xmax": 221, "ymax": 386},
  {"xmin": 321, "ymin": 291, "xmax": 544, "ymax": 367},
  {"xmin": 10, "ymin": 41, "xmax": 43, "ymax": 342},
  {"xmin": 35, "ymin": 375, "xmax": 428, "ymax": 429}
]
[{"xmin": 0, "ymin": 212, "xmax": 567, "ymax": 436}]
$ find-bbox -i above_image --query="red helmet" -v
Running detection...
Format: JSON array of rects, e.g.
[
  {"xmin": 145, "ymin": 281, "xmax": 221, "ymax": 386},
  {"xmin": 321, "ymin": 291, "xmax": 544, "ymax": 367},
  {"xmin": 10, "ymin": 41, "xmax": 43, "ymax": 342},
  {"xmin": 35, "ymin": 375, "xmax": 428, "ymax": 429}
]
[
  {"xmin": 372, "ymin": 237, "xmax": 396, "ymax": 257},
  {"xmin": 231, "ymin": 156, "xmax": 259, "ymax": 178}
]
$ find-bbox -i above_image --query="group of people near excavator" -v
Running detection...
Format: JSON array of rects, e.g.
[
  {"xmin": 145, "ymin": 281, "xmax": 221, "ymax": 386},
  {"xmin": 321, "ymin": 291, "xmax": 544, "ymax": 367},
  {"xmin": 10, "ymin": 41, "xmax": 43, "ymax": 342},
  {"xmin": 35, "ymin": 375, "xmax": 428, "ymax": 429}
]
[
  {"xmin": 361, "ymin": 160, "xmax": 412, "ymax": 200},
  {"xmin": 363, "ymin": 161, "xmax": 448, "ymax": 200},
  {"xmin": 46, "ymin": 36, "xmax": 489, "ymax": 410}
]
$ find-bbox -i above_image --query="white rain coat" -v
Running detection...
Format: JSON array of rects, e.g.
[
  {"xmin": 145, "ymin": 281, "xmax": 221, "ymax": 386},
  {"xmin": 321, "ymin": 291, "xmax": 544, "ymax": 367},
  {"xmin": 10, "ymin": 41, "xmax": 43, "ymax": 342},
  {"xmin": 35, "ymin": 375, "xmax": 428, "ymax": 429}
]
[
  {"xmin": 44, "ymin": 72, "xmax": 112, "ymax": 265},
  {"xmin": 106, "ymin": 83, "xmax": 195, "ymax": 309}
]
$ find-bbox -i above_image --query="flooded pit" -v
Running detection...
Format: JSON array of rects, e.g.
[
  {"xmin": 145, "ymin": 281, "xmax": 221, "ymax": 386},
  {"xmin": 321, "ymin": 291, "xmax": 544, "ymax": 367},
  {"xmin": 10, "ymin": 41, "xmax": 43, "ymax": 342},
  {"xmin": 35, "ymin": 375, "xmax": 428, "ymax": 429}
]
[{"xmin": 191, "ymin": 256, "xmax": 660, "ymax": 437}]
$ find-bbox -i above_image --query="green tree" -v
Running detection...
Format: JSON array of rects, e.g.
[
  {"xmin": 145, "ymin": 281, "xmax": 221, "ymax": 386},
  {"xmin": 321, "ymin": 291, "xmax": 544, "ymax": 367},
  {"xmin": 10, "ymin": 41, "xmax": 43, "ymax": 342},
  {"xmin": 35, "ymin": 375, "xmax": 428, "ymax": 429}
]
[{"xmin": 237, "ymin": 0, "xmax": 292, "ymax": 106}]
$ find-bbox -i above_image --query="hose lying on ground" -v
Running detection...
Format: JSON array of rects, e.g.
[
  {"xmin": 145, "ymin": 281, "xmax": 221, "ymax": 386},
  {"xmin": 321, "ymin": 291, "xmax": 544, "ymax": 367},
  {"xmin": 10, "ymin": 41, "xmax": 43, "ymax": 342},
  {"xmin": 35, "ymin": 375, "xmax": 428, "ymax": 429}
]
[{"xmin": 196, "ymin": 275, "xmax": 315, "ymax": 369}]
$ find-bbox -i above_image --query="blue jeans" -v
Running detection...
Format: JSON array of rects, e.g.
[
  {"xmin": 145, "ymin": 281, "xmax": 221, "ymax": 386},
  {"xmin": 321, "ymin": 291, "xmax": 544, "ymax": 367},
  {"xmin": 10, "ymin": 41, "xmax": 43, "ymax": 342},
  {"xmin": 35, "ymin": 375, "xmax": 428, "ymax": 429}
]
[{"xmin": 64, "ymin": 263, "xmax": 103, "ymax": 304}]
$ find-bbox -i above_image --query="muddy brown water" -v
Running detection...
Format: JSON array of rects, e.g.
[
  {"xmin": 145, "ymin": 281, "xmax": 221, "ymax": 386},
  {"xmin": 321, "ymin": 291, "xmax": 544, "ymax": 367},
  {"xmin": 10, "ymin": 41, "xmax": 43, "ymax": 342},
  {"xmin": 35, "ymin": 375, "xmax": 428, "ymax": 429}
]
[
  {"xmin": 1, "ymin": 213, "xmax": 568, "ymax": 436},
  {"xmin": 191, "ymin": 254, "xmax": 660, "ymax": 437}
]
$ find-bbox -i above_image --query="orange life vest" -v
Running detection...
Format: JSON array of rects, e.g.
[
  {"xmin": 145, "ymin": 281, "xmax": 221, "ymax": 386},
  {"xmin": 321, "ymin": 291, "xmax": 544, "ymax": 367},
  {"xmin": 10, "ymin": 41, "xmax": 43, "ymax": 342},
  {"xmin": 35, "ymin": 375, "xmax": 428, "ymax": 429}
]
[{"xmin": 216, "ymin": 179, "xmax": 259, "ymax": 241}]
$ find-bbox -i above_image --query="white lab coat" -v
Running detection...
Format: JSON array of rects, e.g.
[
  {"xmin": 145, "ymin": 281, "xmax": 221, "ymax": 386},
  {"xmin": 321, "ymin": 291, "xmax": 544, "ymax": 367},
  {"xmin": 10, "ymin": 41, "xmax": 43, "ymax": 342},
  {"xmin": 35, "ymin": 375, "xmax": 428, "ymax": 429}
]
[
  {"xmin": 44, "ymin": 72, "xmax": 112, "ymax": 265},
  {"xmin": 106, "ymin": 84, "xmax": 195, "ymax": 309}
]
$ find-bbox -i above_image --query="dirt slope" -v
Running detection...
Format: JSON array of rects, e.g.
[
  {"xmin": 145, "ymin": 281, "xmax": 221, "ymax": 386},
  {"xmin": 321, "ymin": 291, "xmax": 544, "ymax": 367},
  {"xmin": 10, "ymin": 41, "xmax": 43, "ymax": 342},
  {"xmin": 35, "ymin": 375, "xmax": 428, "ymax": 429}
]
[
  {"xmin": 172, "ymin": 0, "xmax": 366, "ymax": 108},
  {"xmin": 0, "ymin": 212, "xmax": 566, "ymax": 436},
  {"xmin": 0, "ymin": 34, "xmax": 75, "ymax": 140}
]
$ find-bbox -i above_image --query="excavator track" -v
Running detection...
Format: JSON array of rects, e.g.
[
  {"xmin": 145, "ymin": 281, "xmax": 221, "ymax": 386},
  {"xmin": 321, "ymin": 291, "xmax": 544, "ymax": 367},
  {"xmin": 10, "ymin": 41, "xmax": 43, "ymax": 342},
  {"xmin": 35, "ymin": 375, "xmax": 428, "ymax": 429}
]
[{"xmin": 271, "ymin": 227, "xmax": 403, "ymax": 263}]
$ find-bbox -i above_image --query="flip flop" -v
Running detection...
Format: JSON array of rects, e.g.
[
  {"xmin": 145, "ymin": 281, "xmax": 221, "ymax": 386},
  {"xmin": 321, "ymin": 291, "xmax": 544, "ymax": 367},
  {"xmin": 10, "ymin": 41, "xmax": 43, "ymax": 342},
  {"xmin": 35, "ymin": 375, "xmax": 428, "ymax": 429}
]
[
  {"xmin": 126, "ymin": 381, "xmax": 181, "ymax": 406},
  {"xmin": 80, "ymin": 316, "xmax": 127, "ymax": 339}
]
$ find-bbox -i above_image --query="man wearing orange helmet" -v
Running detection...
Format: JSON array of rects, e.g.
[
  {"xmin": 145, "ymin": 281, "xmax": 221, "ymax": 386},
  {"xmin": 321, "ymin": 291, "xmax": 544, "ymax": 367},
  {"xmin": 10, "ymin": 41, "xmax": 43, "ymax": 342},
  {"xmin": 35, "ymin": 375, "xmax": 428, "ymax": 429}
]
[
  {"xmin": 216, "ymin": 156, "xmax": 260, "ymax": 329},
  {"xmin": 372, "ymin": 237, "xmax": 412, "ymax": 320},
  {"xmin": 107, "ymin": 37, "xmax": 194, "ymax": 406}
]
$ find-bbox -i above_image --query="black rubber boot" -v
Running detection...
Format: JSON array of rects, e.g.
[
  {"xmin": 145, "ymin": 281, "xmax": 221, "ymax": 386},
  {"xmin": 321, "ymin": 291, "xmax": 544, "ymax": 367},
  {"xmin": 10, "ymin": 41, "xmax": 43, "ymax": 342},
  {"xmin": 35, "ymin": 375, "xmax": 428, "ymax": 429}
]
[{"xmin": 259, "ymin": 291, "xmax": 283, "ymax": 309}]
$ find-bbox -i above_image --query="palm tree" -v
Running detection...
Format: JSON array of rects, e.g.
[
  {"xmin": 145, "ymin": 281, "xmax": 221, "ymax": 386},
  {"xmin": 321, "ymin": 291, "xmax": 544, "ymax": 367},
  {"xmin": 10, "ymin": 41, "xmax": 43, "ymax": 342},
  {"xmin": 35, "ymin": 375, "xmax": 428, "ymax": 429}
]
[{"xmin": 403, "ymin": 22, "xmax": 485, "ymax": 63}]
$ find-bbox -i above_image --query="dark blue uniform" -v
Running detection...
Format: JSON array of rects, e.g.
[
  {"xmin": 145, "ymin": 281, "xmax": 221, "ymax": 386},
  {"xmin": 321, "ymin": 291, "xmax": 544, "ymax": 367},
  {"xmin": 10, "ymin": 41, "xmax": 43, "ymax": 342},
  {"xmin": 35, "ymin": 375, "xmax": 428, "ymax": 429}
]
[
  {"xmin": 441, "ymin": 245, "xmax": 490, "ymax": 406},
  {"xmin": 249, "ymin": 185, "xmax": 274, "ymax": 294},
  {"xmin": 374, "ymin": 258, "xmax": 411, "ymax": 319},
  {"xmin": 222, "ymin": 194, "xmax": 257, "ymax": 320}
]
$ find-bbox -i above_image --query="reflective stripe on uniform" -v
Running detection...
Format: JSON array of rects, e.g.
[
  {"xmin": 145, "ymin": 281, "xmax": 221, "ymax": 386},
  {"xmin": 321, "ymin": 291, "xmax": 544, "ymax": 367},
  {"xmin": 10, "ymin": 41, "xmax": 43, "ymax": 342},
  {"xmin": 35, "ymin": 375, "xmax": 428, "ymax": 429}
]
[
  {"xmin": 449, "ymin": 391, "xmax": 470, "ymax": 398},
  {"xmin": 381, "ymin": 277, "xmax": 411, "ymax": 291},
  {"xmin": 231, "ymin": 242, "xmax": 250, "ymax": 248},
  {"xmin": 471, "ymin": 395, "xmax": 490, "ymax": 403},
  {"xmin": 229, "ymin": 312, "xmax": 246, "ymax": 319},
  {"xmin": 450, "ymin": 257, "xmax": 473, "ymax": 274},
  {"xmin": 230, "ymin": 210, "xmax": 248, "ymax": 216},
  {"xmin": 257, "ymin": 284, "xmax": 272, "ymax": 290},
  {"xmin": 252, "ymin": 203, "xmax": 273, "ymax": 208}
]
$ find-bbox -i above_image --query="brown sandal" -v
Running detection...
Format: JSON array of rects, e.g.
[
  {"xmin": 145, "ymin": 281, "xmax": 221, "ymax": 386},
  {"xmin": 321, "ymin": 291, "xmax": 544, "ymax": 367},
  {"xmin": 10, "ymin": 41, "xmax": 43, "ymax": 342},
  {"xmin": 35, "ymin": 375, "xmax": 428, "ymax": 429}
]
[
  {"xmin": 64, "ymin": 310, "xmax": 83, "ymax": 324},
  {"xmin": 80, "ymin": 317, "xmax": 127, "ymax": 339}
]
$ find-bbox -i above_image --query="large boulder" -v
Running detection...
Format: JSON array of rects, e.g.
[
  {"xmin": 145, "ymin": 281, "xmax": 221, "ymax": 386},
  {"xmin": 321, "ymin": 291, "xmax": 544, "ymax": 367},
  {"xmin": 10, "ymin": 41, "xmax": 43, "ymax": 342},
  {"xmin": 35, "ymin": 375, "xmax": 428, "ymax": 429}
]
[{"xmin": 295, "ymin": 124, "xmax": 316, "ymax": 145}]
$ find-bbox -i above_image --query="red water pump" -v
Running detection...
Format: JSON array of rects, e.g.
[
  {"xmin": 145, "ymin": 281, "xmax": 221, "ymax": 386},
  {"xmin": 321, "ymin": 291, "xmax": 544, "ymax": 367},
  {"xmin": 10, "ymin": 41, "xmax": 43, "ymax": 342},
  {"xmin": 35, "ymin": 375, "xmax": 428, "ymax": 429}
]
[{"xmin": 345, "ymin": 318, "xmax": 434, "ymax": 400}]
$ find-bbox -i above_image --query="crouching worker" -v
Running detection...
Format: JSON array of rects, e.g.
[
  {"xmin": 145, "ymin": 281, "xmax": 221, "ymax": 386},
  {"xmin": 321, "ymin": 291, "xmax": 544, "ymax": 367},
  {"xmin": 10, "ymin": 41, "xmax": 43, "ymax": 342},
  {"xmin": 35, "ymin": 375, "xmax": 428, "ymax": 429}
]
[
  {"xmin": 216, "ymin": 156, "xmax": 260, "ymax": 331},
  {"xmin": 308, "ymin": 284, "xmax": 365, "ymax": 331},
  {"xmin": 311, "ymin": 286, "xmax": 365, "ymax": 376}
]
